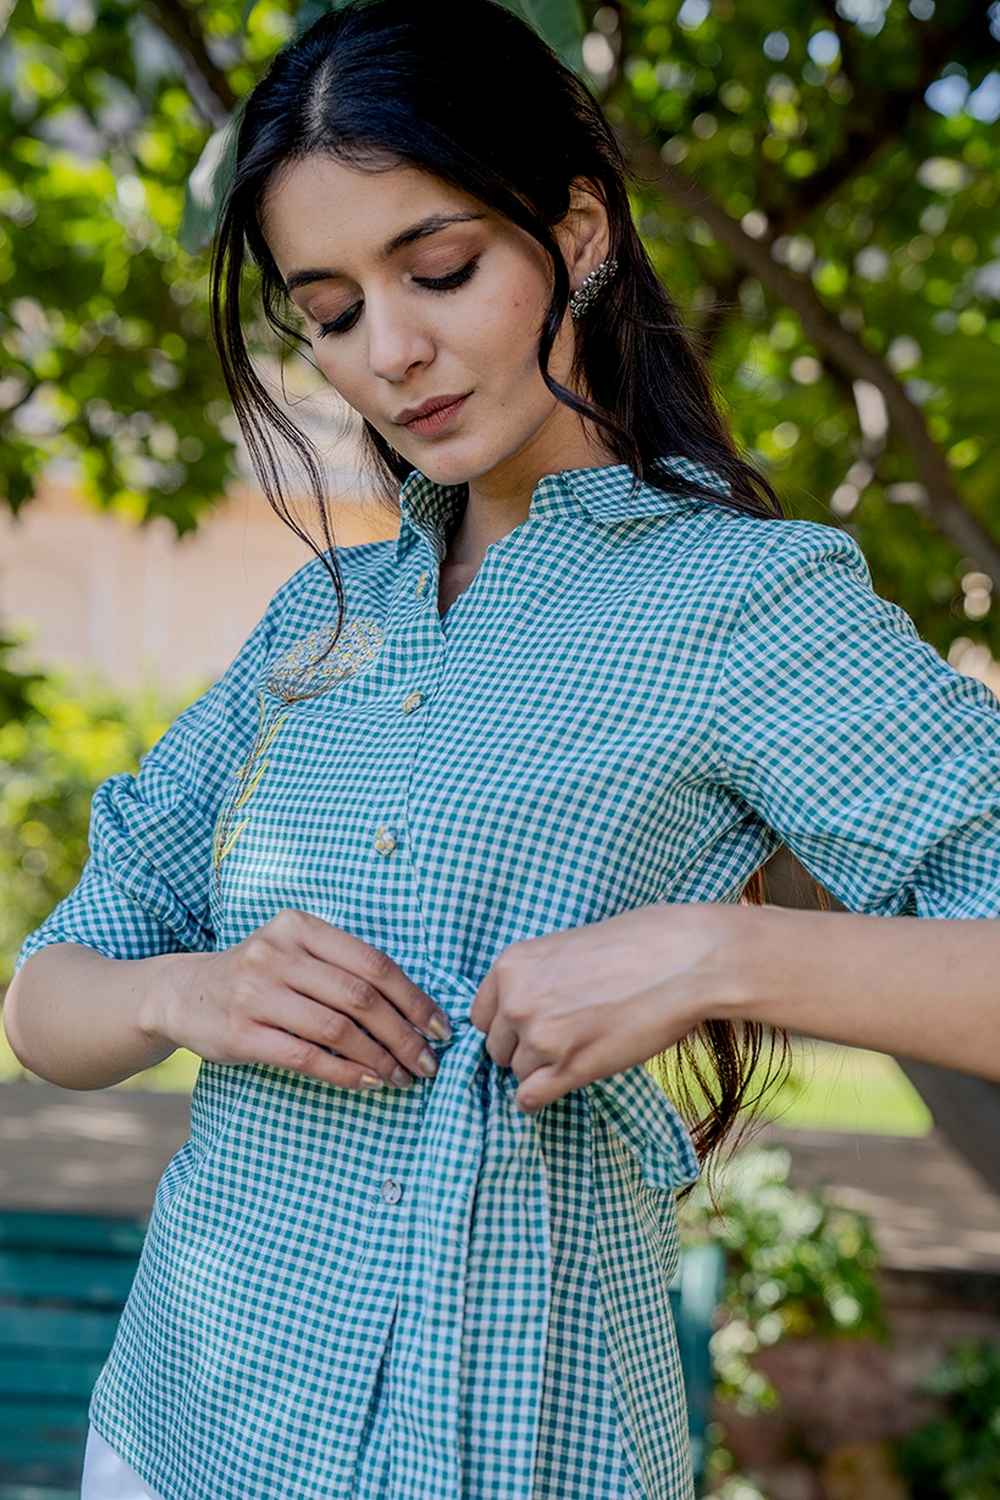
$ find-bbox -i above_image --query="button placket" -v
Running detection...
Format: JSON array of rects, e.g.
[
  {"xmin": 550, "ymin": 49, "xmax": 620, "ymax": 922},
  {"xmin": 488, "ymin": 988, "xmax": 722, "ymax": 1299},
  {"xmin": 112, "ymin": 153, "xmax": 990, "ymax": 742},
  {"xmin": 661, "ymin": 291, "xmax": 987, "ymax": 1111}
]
[
  {"xmin": 374, "ymin": 685, "xmax": 425, "ymax": 853},
  {"xmin": 370, "ymin": 609, "xmax": 440, "ymax": 861}
]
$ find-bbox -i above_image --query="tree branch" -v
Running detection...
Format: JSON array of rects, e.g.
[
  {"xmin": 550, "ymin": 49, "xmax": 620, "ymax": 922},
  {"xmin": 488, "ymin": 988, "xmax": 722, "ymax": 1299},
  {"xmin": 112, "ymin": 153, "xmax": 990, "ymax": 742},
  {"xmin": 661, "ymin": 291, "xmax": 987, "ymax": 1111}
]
[
  {"xmin": 621, "ymin": 135, "xmax": 1000, "ymax": 582},
  {"xmin": 686, "ymin": 5, "xmax": 992, "ymax": 355},
  {"xmin": 778, "ymin": 6, "xmax": 987, "ymax": 228},
  {"xmin": 142, "ymin": 0, "xmax": 237, "ymax": 127}
]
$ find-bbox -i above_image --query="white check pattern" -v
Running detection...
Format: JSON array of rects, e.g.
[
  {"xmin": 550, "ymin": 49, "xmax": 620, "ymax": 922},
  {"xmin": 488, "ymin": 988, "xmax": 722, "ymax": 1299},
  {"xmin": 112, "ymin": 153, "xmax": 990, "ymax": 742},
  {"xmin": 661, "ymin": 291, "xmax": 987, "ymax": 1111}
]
[{"xmin": 16, "ymin": 454, "xmax": 1000, "ymax": 1499}]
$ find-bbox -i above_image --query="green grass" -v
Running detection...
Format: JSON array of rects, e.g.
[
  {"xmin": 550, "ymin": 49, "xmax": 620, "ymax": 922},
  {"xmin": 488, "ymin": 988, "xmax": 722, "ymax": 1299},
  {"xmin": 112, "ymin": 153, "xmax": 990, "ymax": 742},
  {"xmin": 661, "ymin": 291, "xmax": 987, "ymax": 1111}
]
[
  {"xmin": 649, "ymin": 1033, "xmax": 931, "ymax": 1135},
  {"xmin": 0, "ymin": 1015, "xmax": 931, "ymax": 1134},
  {"xmin": 737, "ymin": 1037, "xmax": 930, "ymax": 1135}
]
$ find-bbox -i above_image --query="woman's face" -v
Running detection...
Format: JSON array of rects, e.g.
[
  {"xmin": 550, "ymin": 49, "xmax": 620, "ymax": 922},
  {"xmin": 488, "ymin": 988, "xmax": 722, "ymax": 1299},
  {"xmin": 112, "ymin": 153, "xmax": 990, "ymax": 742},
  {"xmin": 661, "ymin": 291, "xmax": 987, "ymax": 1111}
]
[{"xmin": 261, "ymin": 154, "xmax": 607, "ymax": 490}]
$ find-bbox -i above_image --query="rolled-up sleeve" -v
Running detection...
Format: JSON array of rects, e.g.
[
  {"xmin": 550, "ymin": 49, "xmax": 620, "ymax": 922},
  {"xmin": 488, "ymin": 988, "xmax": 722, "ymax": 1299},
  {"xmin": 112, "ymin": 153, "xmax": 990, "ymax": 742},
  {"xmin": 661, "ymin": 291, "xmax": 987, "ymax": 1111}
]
[
  {"xmin": 12, "ymin": 575, "xmax": 296, "ymax": 976},
  {"xmin": 711, "ymin": 522, "xmax": 1000, "ymax": 919}
]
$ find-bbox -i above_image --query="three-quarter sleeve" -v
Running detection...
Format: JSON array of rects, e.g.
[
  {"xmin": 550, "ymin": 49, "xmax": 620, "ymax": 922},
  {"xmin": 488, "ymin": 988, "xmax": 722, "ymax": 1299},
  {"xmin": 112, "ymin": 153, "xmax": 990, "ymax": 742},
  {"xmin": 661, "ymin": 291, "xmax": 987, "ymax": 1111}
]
[
  {"xmin": 12, "ymin": 575, "xmax": 296, "ymax": 977},
  {"xmin": 711, "ymin": 521, "xmax": 1000, "ymax": 919}
]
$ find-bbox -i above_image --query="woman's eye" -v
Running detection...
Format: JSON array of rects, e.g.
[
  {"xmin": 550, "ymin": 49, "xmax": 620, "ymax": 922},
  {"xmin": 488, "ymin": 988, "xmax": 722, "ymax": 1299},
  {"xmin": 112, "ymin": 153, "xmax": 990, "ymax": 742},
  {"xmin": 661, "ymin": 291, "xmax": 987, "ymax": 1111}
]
[{"xmin": 315, "ymin": 255, "xmax": 481, "ymax": 339}]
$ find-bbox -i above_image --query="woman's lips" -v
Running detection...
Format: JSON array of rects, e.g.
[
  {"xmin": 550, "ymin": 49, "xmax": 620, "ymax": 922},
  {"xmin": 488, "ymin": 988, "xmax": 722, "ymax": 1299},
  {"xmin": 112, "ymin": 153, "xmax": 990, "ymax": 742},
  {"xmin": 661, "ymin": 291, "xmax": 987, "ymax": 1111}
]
[{"xmin": 404, "ymin": 393, "xmax": 470, "ymax": 435}]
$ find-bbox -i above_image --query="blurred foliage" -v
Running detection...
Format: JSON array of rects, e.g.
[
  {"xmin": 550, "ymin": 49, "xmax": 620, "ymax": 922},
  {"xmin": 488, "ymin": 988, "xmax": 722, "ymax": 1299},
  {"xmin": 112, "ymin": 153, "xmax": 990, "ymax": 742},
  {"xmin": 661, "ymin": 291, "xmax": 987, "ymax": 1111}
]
[
  {"xmin": 684, "ymin": 1145, "xmax": 892, "ymax": 1496},
  {"xmin": 0, "ymin": 640, "xmax": 199, "ymax": 987},
  {"xmin": 701, "ymin": 1477, "xmax": 768, "ymax": 1500},
  {"xmin": 607, "ymin": 0, "xmax": 1000, "ymax": 659},
  {"xmin": 679, "ymin": 1145, "xmax": 888, "ymax": 1414},
  {"xmin": 1, "ymin": 0, "xmax": 273, "ymax": 530},
  {"xmin": 894, "ymin": 1339, "xmax": 1000, "ymax": 1500},
  {"xmin": 1, "ymin": 0, "xmax": 998, "ymax": 661},
  {"xmin": 0, "ymin": 633, "xmax": 47, "ymax": 724}
]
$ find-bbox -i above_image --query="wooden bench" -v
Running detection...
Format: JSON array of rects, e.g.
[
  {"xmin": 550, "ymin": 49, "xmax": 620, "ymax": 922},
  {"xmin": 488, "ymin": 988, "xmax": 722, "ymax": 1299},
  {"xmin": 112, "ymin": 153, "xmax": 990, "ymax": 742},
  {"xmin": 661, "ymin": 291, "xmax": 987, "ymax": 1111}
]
[
  {"xmin": 0, "ymin": 1209, "xmax": 146, "ymax": 1500},
  {"xmin": 0, "ymin": 1206, "xmax": 725, "ymax": 1498}
]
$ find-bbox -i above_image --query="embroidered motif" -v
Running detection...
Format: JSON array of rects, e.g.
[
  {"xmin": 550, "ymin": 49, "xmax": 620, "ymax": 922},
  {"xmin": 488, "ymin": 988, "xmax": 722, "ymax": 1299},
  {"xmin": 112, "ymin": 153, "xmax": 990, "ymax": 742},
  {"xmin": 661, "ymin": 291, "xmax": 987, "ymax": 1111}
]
[
  {"xmin": 211, "ymin": 688, "xmax": 290, "ymax": 886},
  {"xmin": 264, "ymin": 617, "xmax": 385, "ymax": 704},
  {"xmin": 211, "ymin": 619, "xmax": 385, "ymax": 887}
]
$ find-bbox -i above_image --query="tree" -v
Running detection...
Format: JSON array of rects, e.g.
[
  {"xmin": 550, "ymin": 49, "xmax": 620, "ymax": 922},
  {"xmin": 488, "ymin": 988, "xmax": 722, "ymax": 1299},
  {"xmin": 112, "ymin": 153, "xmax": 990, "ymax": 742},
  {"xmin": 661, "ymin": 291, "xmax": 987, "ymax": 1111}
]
[
  {"xmin": 3, "ymin": 0, "xmax": 999, "ymax": 1183},
  {"xmin": 3, "ymin": 0, "xmax": 998, "ymax": 663}
]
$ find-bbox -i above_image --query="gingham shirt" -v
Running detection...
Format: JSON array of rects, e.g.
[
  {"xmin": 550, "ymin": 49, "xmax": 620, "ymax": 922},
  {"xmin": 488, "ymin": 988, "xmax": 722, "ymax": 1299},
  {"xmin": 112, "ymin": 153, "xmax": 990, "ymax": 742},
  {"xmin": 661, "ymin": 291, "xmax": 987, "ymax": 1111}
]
[{"xmin": 15, "ymin": 455, "xmax": 1000, "ymax": 1500}]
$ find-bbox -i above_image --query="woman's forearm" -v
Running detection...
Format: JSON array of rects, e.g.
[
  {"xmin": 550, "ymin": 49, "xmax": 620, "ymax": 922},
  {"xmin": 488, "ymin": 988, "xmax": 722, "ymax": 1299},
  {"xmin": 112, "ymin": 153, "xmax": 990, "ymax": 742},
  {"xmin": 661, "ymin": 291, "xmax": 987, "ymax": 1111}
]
[
  {"xmin": 720, "ymin": 904, "xmax": 1000, "ymax": 1081},
  {"xmin": 2, "ymin": 942, "xmax": 186, "ymax": 1090}
]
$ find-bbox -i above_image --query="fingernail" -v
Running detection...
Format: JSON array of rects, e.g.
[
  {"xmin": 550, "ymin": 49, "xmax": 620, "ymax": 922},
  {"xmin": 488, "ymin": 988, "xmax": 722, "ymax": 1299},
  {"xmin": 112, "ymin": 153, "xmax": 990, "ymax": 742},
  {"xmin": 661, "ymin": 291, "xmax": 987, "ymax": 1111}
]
[
  {"xmin": 391, "ymin": 1066, "xmax": 412, "ymax": 1088},
  {"xmin": 427, "ymin": 1014, "xmax": 452, "ymax": 1041},
  {"xmin": 416, "ymin": 1048, "xmax": 438, "ymax": 1077},
  {"xmin": 360, "ymin": 1073, "xmax": 385, "ymax": 1089}
]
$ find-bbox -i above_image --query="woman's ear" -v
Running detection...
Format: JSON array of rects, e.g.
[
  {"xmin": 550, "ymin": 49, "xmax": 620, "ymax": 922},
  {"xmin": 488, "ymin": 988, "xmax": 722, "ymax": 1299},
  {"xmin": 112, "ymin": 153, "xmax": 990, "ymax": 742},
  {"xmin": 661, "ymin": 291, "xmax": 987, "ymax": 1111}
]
[{"xmin": 556, "ymin": 177, "xmax": 611, "ymax": 293}]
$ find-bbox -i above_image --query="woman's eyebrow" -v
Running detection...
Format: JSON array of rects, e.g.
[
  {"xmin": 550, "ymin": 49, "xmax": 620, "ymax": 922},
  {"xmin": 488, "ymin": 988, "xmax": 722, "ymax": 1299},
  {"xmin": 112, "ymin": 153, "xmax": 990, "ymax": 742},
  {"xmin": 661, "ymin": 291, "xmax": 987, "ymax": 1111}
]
[{"xmin": 284, "ymin": 211, "xmax": 486, "ymax": 294}]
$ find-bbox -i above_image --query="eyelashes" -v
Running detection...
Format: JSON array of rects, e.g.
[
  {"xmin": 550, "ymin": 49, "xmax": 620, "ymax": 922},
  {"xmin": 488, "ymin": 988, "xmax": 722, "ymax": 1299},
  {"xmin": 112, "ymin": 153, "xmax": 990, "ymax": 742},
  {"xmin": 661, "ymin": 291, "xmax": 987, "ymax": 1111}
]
[{"xmin": 315, "ymin": 255, "xmax": 482, "ymax": 339}]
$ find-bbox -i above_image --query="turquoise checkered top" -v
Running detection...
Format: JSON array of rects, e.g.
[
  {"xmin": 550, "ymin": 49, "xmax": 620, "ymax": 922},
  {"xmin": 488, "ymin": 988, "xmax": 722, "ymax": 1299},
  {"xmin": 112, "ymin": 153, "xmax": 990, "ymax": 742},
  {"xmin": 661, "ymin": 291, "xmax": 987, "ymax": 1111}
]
[{"xmin": 14, "ymin": 454, "xmax": 1000, "ymax": 1499}]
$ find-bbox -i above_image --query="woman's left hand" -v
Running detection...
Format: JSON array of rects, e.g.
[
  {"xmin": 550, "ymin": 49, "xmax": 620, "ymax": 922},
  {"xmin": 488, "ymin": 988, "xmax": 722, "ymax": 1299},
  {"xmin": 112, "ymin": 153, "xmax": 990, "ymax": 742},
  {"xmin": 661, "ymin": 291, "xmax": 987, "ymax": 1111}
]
[{"xmin": 469, "ymin": 901, "xmax": 754, "ymax": 1113}]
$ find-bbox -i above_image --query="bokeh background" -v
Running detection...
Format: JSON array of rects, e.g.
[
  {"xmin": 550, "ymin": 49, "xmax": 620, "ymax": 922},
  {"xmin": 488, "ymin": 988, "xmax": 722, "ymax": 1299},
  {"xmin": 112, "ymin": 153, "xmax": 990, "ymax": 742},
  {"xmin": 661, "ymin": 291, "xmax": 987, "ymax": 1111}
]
[{"xmin": 2, "ymin": 3, "xmax": 999, "ymax": 1497}]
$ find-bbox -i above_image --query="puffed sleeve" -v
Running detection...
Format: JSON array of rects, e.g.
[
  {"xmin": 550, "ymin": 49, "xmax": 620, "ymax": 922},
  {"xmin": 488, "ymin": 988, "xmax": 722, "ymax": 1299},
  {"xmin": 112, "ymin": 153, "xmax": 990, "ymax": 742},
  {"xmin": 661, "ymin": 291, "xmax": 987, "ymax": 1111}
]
[
  {"xmin": 711, "ymin": 521, "xmax": 1000, "ymax": 919},
  {"xmin": 11, "ymin": 569, "xmax": 300, "ymax": 976}
]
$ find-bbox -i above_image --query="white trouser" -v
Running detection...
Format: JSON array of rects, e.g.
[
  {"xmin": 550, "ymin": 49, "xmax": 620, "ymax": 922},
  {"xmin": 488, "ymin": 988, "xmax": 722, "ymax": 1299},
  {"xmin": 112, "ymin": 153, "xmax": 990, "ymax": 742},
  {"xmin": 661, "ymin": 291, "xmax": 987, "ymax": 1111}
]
[{"xmin": 81, "ymin": 1422, "xmax": 166, "ymax": 1500}]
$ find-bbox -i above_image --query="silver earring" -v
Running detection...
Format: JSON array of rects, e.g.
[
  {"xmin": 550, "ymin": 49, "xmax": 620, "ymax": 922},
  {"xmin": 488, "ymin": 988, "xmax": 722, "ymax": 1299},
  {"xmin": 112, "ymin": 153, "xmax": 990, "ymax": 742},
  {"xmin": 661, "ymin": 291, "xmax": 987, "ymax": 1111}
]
[{"xmin": 569, "ymin": 256, "xmax": 618, "ymax": 320}]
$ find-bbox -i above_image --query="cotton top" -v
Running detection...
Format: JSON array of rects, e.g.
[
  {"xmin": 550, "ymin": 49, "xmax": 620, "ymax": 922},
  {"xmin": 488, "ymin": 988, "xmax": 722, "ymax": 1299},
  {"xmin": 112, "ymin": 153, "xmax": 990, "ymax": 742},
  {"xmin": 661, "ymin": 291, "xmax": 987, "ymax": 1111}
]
[{"xmin": 15, "ymin": 453, "xmax": 1000, "ymax": 1500}]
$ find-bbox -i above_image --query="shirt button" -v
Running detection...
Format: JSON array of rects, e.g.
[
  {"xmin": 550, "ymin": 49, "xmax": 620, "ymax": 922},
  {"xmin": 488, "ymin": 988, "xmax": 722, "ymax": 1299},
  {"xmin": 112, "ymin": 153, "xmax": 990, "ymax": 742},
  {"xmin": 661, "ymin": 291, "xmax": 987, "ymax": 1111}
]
[
  {"xmin": 414, "ymin": 571, "xmax": 429, "ymax": 597},
  {"xmin": 373, "ymin": 826, "xmax": 397, "ymax": 855},
  {"xmin": 401, "ymin": 690, "xmax": 424, "ymax": 714},
  {"xmin": 381, "ymin": 1178, "xmax": 403, "ymax": 1205}
]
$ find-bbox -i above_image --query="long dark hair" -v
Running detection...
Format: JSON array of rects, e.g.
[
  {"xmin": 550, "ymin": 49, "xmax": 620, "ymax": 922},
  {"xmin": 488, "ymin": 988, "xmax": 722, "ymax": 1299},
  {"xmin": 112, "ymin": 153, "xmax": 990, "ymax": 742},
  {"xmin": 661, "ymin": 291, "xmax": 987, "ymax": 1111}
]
[{"xmin": 209, "ymin": 0, "xmax": 829, "ymax": 1186}]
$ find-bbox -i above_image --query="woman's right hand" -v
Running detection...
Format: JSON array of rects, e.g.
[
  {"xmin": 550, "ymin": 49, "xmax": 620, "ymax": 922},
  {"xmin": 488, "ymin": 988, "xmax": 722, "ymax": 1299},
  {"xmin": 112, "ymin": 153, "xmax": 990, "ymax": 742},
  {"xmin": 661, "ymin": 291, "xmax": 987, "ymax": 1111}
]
[{"xmin": 157, "ymin": 909, "xmax": 451, "ymax": 1091}]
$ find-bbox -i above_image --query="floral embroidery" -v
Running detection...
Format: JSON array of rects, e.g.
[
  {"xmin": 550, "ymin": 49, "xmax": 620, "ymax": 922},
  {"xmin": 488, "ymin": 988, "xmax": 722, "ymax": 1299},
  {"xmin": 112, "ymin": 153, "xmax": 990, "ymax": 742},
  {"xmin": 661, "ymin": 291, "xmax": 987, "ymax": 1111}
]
[
  {"xmin": 264, "ymin": 617, "xmax": 385, "ymax": 704},
  {"xmin": 211, "ymin": 618, "xmax": 385, "ymax": 886},
  {"xmin": 211, "ymin": 688, "xmax": 290, "ymax": 885}
]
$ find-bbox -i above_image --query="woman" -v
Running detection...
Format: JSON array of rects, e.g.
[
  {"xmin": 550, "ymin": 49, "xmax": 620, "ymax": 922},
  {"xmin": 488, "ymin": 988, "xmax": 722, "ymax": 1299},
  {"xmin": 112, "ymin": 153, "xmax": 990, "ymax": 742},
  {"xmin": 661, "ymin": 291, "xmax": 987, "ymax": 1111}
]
[{"xmin": 7, "ymin": 2, "xmax": 1000, "ymax": 1497}]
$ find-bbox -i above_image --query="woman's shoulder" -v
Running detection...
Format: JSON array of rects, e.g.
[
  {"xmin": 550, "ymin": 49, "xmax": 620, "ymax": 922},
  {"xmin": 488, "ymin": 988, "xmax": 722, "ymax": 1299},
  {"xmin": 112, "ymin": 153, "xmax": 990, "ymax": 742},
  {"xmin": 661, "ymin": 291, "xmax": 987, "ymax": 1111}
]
[
  {"xmin": 672, "ymin": 494, "xmax": 863, "ymax": 561},
  {"xmin": 668, "ymin": 502, "xmax": 870, "ymax": 604},
  {"xmin": 267, "ymin": 538, "xmax": 398, "ymax": 643}
]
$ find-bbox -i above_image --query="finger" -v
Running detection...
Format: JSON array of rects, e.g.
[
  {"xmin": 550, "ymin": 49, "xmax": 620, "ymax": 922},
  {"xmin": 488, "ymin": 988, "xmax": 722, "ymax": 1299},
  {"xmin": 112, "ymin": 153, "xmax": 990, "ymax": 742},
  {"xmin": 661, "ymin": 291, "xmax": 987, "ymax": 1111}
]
[
  {"xmin": 242, "ymin": 1021, "xmax": 394, "ymax": 1092},
  {"xmin": 281, "ymin": 955, "xmax": 437, "ymax": 1082},
  {"xmin": 270, "ymin": 986, "xmax": 419, "ymax": 1086},
  {"xmin": 486, "ymin": 1018, "xmax": 519, "ymax": 1069},
  {"xmin": 515, "ymin": 1065, "xmax": 564, "ymax": 1114},
  {"xmin": 291, "ymin": 912, "xmax": 450, "ymax": 1040},
  {"xmin": 469, "ymin": 967, "xmax": 498, "ymax": 1033}
]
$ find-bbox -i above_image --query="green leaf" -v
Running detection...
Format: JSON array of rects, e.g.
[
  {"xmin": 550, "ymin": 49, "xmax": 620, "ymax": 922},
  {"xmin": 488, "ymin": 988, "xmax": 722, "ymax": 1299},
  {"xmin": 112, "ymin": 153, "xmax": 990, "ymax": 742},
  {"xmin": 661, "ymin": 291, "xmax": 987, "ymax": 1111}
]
[
  {"xmin": 500, "ymin": 0, "xmax": 586, "ymax": 77},
  {"xmin": 178, "ymin": 103, "xmax": 245, "ymax": 256},
  {"xmin": 293, "ymin": 0, "xmax": 356, "ymax": 41}
]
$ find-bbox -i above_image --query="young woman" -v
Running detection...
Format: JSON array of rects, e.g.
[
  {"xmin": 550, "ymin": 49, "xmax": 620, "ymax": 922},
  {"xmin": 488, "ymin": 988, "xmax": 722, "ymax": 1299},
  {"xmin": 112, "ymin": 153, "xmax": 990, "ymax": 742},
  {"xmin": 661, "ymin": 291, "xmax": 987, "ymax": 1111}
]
[{"xmin": 7, "ymin": 2, "xmax": 1000, "ymax": 1497}]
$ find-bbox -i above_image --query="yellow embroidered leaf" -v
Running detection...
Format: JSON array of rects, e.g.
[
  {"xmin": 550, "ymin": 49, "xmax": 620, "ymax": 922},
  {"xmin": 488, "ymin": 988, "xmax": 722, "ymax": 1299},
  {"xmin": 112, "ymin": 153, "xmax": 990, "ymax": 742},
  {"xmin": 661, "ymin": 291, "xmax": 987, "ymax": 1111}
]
[
  {"xmin": 232, "ymin": 758, "xmax": 269, "ymax": 809},
  {"xmin": 233, "ymin": 690, "xmax": 269, "ymax": 780},
  {"xmin": 215, "ymin": 815, "xmax": 251, "ymax": 866},
  {"xmin": 256, "ymin": 710, "xmax": 290, "ymax": 758}
]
